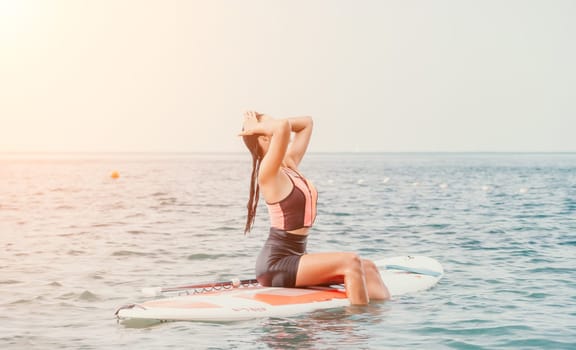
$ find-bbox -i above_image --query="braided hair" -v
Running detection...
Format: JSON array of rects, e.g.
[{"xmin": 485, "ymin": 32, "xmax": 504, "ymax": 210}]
[{"xmin": 242, "ymin": 135, "xmax": 263, "ymax": 234}]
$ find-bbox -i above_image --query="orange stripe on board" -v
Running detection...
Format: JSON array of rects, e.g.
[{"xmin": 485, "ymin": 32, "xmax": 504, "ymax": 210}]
[{"xmin": 245, "ymin": 288, "xmax": 347, "ymax": 306}]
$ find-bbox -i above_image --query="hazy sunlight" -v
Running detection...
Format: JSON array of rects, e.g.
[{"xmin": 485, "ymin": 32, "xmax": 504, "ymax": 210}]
[{"xmin": 0, "ymin": 0, "xmax": 43, "ymax": 42}]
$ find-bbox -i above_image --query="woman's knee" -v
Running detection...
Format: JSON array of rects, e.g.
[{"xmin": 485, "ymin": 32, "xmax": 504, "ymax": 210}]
[
  {"xmin": 362, "ymin": 259, "xmax": 379, "ymax": 275},
  {"xmin": 341, "ymin": 253, "xmax": 364, "ymax": 275}
]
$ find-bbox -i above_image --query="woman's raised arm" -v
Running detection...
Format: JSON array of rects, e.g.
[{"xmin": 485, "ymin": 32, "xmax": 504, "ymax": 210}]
[
  {"xmin": 285, "ymin": 116, "xmax": 313, "ymax": 169},
  {"xmin": 240, "ymin": 111, "xmax": 291, "ymax": 185}
]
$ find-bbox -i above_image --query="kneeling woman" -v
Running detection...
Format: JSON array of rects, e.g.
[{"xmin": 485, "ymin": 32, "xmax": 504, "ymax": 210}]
[{"xmin": 239, "ymin": 111, "xmax": 389, "ymax": 305}]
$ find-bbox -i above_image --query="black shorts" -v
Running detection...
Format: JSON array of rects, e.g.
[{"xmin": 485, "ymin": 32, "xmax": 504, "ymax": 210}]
[{"xmin": 255, "ymin": 227, "xmax": 308, "ymax": 288}]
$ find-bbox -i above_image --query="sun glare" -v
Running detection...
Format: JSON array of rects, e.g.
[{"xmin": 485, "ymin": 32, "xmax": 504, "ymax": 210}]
[
  {"xmin": 0, "ymin": 0, "xmax": 43, "ymax": 42},
  {"xmin": 0, "ymin": 0, "xmax": 27, "ymax": 16}
]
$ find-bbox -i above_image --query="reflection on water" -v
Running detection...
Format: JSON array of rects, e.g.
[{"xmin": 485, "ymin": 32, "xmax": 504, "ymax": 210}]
[
  {"xmin": 118, "ymin": 318, "xmax": 166, "ymax": 329},
  {"xmin": 258, "ymin": 303, "xmax": 387, "ymax": 350},
  {"xmin": 115, "ymin": 301, "xmax": 389, "ymax": 349}
]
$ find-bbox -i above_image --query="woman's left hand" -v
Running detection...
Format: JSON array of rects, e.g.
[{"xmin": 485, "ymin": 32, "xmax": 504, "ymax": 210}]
[{"xmin": 240, "ymin": 110, "xmax": 264, "ymax": 136}]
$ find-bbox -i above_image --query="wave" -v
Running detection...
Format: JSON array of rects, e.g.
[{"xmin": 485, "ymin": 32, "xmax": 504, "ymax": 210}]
[
  {"xmin": 111, "ymin": 250, "xmax": 152, "ymax": 257},
  {"xmin": 187, "ymin": 253, "xmax": 230, "ymax": 260}
]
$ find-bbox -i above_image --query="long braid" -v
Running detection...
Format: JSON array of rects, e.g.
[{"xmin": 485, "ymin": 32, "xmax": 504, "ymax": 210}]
[{"xmin": 244, "ymin": 139, "xmax": 262, "ymax": 234}]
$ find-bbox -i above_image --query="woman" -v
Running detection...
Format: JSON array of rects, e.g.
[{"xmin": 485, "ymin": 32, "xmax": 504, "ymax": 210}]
[{"xmin": 239, "ymin": 110, "xmax": 389, "ymax": 305}]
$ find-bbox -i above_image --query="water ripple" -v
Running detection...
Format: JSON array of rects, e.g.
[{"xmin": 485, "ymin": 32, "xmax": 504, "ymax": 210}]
[{"xmin": 1, "ymin": 153, "xmax": 576, "ymax": 349}]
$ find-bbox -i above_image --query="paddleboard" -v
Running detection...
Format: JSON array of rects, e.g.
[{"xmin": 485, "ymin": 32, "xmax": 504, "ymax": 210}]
[{"xmin": 116, "ymin": 255, "xmax": 443, "ymax": 322}]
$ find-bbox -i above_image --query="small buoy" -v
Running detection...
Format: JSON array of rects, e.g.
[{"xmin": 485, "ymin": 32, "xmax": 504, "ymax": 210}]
[
  {"xmin": 110, "ymin": 171, "xmax": 120, "ymax": 179},
  {"xmin": 231, "ymin": 278, "xmax": 241, "ymax": 288}
]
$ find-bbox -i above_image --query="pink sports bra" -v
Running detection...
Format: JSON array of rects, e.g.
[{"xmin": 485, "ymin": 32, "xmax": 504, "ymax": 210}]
[{"xmin": 266, "ymin": 168, "xmax": 318, "ymax": 231}]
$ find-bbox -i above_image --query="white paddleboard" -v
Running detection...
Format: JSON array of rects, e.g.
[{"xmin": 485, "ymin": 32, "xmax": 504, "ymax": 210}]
[{"xmin": 116, "ymin": 255, "xmax": 443, "ymax": 322}]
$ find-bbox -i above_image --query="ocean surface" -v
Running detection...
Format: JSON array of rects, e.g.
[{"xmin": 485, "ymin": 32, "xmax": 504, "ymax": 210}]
[{"xmin": 1, "ymin": 152, "xmax": 575, "ymax": 349}]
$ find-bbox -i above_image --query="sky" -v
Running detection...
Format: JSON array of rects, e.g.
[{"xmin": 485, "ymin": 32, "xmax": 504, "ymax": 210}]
[{"xmin": 1, "ymin": 0, "xmax": 575, "ymax": 153}]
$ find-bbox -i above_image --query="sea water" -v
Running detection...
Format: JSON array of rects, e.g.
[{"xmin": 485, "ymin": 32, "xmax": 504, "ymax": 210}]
[{"xmin": 0, "ymin": 152, "xmax": 575, "ymax": 349}]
